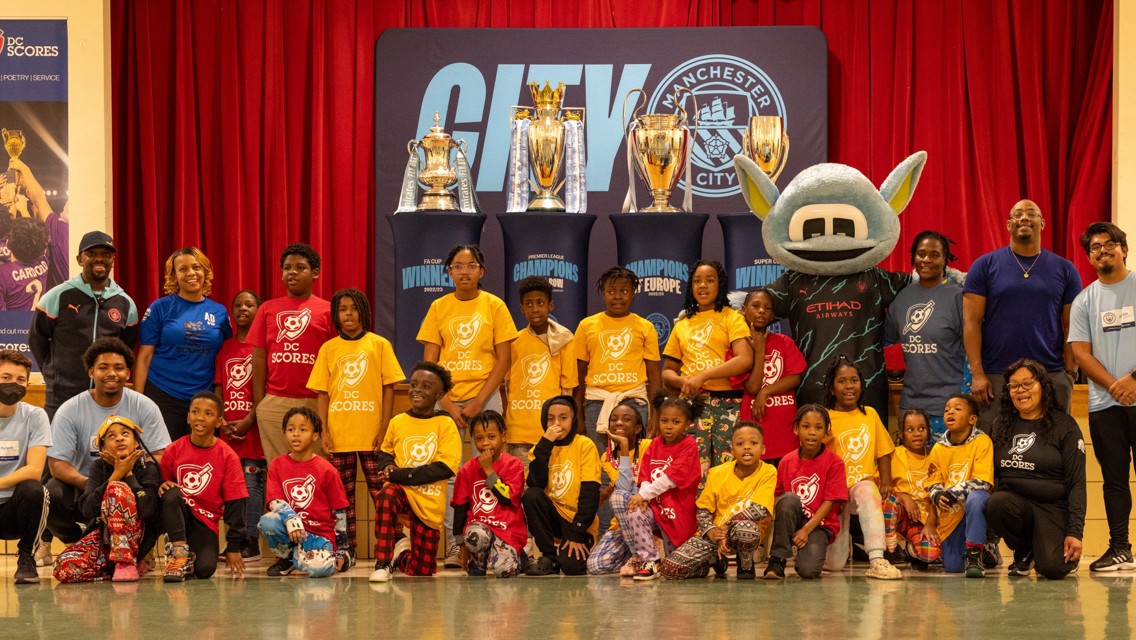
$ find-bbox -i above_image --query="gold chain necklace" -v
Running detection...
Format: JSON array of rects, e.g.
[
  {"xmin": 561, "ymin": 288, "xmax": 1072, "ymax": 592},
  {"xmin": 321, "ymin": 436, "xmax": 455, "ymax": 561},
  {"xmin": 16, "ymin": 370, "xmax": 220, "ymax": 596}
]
[{"xmin": 1009, "ymin": 247, "xmax": 1042, "ymax": 279}]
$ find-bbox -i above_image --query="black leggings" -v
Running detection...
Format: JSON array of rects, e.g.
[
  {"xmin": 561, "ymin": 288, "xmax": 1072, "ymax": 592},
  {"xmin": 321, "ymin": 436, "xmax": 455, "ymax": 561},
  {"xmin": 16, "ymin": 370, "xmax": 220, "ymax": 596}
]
[
  {"xmin": 160, "ymin": 487, "xmax": 220, "ymax": 579},
  {"xmin": 144, "ymin": 382, "xmax": 192, "ymax": 442},
  {"xmin": 521, "ymin": 487, "xmax": 592, "ymax": 576},
  {"xmin": 986, "ymin": 490, "xmax": 1078, "ymax": 580}
]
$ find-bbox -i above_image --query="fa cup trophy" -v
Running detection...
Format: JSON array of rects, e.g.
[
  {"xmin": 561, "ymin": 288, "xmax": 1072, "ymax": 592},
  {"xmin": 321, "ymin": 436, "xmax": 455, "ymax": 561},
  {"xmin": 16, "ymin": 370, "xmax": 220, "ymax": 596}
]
[{"xmin": 397, "ymin": 113, "xmax": 479, "ymax": 213}]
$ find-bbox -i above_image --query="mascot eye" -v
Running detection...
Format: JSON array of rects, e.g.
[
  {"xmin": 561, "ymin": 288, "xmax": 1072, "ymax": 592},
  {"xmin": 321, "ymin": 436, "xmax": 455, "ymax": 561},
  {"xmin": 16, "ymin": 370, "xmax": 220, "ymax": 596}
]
[
  {"xmin": 803, "ymin": 218, "xmax": 825, "ymax": 239},
  {"xmin": 788, "ymin": 204, "xmax": 868, "ymax": 242},
  {"xmin": 832, "ymin": 219, "xmax": 857, "ymax": 237}
]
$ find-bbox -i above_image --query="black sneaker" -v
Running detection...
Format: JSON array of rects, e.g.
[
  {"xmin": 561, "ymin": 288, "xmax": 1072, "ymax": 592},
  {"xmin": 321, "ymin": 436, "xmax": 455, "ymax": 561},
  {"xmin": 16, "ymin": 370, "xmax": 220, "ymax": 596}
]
[
  {"xmin": 267, "ymin": 557, "xmax": 296, "ymax": 577},
  {"xmin": 736, "ymin": 565, "xmax": 756, "ymax": 580},
  {"xmin": 14, "ymin": 553, "xmax": 39, "ymax": 584},
  {"xmin": 763, "ymin": 556, "xmax": 786, "ymax": 580},
  {"xmin": 525, "ymin": 556, "xmax": 559, "ymax": 576},
  {"xmin": 1007, "ymin": 551, "xmax": 1034, "ymax": 577},
  {"xmin": 1089, "ymin": 547, "xmax": 1136, "ymax": 572},
  {"xmin": 240, "ymin": 539, "xmax": 262, "ymax": 563},
  {"xmin": 711, "ymin": 556, "xmax": 728, "ymax": 579},
  {"xmin": 885, "ymin": 546, "xmax": 909, "ymax": 568},
  {"xmin": 964, "ymin": 547, "xmax": 985, "ymax": 578},
  {"xmin": 981, "ymin": 541, "xmax": 1002, "ymax": 569}
]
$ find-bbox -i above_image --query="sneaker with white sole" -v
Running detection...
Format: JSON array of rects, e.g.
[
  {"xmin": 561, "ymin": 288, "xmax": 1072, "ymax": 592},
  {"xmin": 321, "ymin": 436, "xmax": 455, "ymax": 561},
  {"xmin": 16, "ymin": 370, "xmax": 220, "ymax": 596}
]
[
  {"xmin": 1089, "ymin": 546, "xmax": 1136, "ymax": 572},
  {"xmin": 392, "ymin": 538, "xmax": 412, "ymax": 568},
  {"xmin": 369, "ymin": 561, "xmax": 393, "ymax": 583},
  {"xmin": 443, "ymin": 543, "xmax": 462, "ymax": 569},
  {"xmin": 633, "ymin": 560, "xmax": 660, "ymax": 581},
  {"xmin": 865, "ymin": 558, "xmax": 903, "ymax": 580},
  {"xmin": 1007, "ymin": 551, "xmax": 1034, "ymax": 577}
]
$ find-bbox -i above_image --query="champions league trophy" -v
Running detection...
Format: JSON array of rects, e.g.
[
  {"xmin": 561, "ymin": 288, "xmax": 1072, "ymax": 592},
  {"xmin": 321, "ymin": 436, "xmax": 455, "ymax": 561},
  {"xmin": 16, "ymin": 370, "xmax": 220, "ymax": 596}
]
[
  {"xmin": 506, "ymin": 81, "xmax": 586, "ymax": 212},
  {"xmin": 396, "ymin": 112, "xmax": 479, "ymax": 213},
  {"xmin": 742, "ymin": 116, "xmax": 789, "ymax": 183},
  {"xmin": 622, "ymin": 88, "xmax": 698, "ymax": 213}
]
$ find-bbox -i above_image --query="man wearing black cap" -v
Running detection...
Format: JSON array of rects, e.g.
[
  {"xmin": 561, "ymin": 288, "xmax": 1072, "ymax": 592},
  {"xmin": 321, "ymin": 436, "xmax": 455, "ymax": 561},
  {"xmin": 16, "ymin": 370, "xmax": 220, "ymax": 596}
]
[{"xmin": 29, "ymin": 231, "xmax": 139, "ymax": 418}]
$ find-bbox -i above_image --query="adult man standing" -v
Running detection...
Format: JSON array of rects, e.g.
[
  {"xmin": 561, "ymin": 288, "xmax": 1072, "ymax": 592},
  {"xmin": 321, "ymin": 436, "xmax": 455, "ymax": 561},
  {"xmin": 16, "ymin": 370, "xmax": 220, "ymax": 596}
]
[
  {"xmin": 1068, "ymin": 222, "xmax": 1136, "ymax": 572},
  {"xmin": 29, "ymin": 231, "xmax": 139, "ymax": 418},
  {"xmin": 964, "ymin": 199, "xmax": 1082, "ymax": 426}
]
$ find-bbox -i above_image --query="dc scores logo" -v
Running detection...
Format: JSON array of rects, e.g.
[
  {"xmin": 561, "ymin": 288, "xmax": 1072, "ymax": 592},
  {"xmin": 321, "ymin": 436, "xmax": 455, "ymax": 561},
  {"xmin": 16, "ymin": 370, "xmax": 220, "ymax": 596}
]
[
  {"xmin": 519, "ymin": 352, "xmax": 551, "ymax": 389},
  {"xmin": 649, "ymin": 457, "xmax": 673, "ymax": 483},
  {"xmin": 599, "ymin": 327, "xmax": 632, "ymax": 363},
  {"xmin": 647, "ymin": 54, "xmax": 787, "ymax": 198},
  {"xmin": 402, "ymin": 432, "xmax": 438, "ymax": 466},
  {"xmin": 763, "ymin": 350, "xmax": 784, "ymax": 386},
  {"xmin": 276, "ymin": 308, "xmax": 312, "ymax": 341},
  {"xmin": 549, "ymin": 461, "xmax": 574, "ymax": 499},
  {"xmin": 837, "ymin": 424, "xmax": 871, "ymax": 463},
  {"xmin": 449, "ymin": 313, "xmax": 484, "ymax": 349},
  {"xmin": 1008, "ymin": 433, "xmax": 1036, "ymax": 456},
  {"xmin": 792, "ymin": 473, "xmax": 820, "ymax": 506},
  {"xmin": 226, "ymin": 355, "xmax": 253, "ymax": 390},
  {"xmin": 335, "ymin": 351, "xmax": 369, "ymax": 392},
  {"xmin": 946, "ymin": 461, "xmax": 971, "ymax": 488},
  {"xmin": 472, "ymin": 480, "xmax": 498, "ymax": 515},
  {"xmin": 283, "ymin": 475, "xmax": 317, "ymax": 509},
  {"xmin": 689, "ymin": 320, "xmax": 714, "ymax": 351},
  {"xmin": 177, "ymin": 463, "xmax": 213, "ymax": 496},
  {"xmin": 728, "ymin": 491, "xmax": 755, "ymax": 517},
  {"xmin": 903, "ymin": 300, "xmax": 935, "ymax": 334}
]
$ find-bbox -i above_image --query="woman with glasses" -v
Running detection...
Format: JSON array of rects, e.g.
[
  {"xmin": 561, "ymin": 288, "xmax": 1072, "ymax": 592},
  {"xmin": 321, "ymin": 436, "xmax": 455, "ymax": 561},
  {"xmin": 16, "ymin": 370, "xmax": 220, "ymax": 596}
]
[{"xmin": 985, "ymin": 358, "xmax": 1086, "ymax": 579}]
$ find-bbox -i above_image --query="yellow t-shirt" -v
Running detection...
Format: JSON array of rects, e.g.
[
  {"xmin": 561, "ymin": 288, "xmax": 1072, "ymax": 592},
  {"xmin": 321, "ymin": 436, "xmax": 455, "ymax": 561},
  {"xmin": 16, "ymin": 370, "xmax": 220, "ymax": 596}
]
[
  {"xmin": 599, "ymin": 439, "xmax": 652, "ymax": 530},
  {"xmin": 574, "ymin": 312, "xmax": 660, "ymax": 393},
  {"xmin": 381, "ymin": 412, "xmax": 462, "ymax": 530},
  {"xmin": 307, "ymin": 333, "xmax": 405, "ymax": 453},
  {"xmin": 505, "ymin": 327, "xmax": 579, "ymax": 445},
  {"xmin": 890, "ymin": 446, "xmax": 932, "ymax": 524},
  {"xmin": 925, "ymin": 433, "xmax": 994, "ymax": 539},
  {"xmin": 697, "ymin": 459, "xmax": 777, "ymax": 527},
  {"xmin": 416, "ymin": 291, "xmax": 518, "ymax": 402},
  {"xmin": 662, "ymin": 308, "xmax": 750, "ymax": 391},
  {"xmin": 826, "ymin": 407, "xmax": 896, "ymax": 488},
  {"xmin": 532, "ymin": 435, "xmax": 602, "ymax": 537}
]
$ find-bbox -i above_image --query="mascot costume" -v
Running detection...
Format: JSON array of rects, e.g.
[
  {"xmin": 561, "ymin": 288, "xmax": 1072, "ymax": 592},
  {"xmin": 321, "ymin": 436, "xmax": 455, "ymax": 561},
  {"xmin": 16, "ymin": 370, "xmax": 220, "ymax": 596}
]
[{"xmin": 733, "ymin": 151, "xmax": 928, "ymax": 419}]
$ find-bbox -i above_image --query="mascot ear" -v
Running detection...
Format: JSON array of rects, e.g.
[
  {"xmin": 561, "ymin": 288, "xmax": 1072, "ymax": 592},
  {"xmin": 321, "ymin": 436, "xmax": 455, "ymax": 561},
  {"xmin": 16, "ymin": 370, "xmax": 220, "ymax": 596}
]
[
  {"xmin": 733, "ymin": 154, "xmax": 779, "ymax": 220},
  {"xmin": 879, "ymin": 151, "xmax": 928, "ymax": 214}
]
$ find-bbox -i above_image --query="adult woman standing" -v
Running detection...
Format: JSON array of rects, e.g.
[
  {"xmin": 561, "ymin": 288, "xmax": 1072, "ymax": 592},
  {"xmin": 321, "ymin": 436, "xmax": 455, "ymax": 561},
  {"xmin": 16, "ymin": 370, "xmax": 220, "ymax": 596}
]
[
  {"xmin": 135, "ymin": 247, "xmax": 231, "ymax": 440},
  {"xmin": 986, "ymin": 358, "xmax": 1086, "ymax": 579}
]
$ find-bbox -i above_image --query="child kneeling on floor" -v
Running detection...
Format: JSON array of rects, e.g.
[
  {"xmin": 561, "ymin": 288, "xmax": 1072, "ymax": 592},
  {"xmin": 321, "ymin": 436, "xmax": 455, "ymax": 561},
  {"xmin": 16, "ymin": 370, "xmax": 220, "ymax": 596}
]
[
  {"xmin": 260, "ymin": 407, "xmax": 350, "ymax": 578},
  {"xmin": 662, "ymin": 420, "xmax": 776, "ymax": 580},
  {"xmin": 370, "ymin": 361, "xmax": 462, "ymax": 582}
]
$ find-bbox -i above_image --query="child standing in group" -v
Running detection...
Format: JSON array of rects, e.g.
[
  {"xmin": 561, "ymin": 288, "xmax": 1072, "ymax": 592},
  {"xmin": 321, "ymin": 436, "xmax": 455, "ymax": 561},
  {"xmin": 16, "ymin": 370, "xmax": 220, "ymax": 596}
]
[
  {"xmin": 587, "ymin": 400, "xmax": 651, "ymax": 575},
  {"xmin": 417, "ymin": 244, "xmax": 517, "ymax": 567},
  {"xmin": 739, "ymin": 289, "xmax": 805, "ymax": 465},
  {"xmin": 506, "ymin": 276, "xmax": 578, "ymax": 471},
  {"xmin": 823, "ymin": 355, "xmax": 903, "ymax": 579},
  {"xmin": 308, "ymin": 288, "xmax": 405, "ymax": 567},
  {"xmin": 370, "ymin": 362, "xmax": 462, "ymax": 582},
  {"xmin": 522, "ymin": 396, "xmax": 601, "ymax": 576},
  {"xmin": 925, "ymin": 394, "xmax": 994, "ymax": 578},
  {"xmin": 765, "ymin": 405, "xmax": 849, "ymax": 580},
  {"xmin": 662, "ymin": 261, "xmax": 753, "ymax": 479},
  {"xmin": 216, "ymin": 290, "xmax": 266, "ymax": 563},
  {"xmin": 662, "ymin": 421, "xmax": 777, "ymax": 580},
  {"xmin": 159, "ymin": 392, "xmax": 248, "ymax": 582},
  {"xmin": 884, "ymin": 409, "xmax": 942, "ymax": 569},
  {"xmin": 451, "ymin": 411, "xmax": 527, "ymax": 578},
  {"xmin": 619, "ymin": 394, "xmax": 702, "ymax": 580},
  {"xmin": 259, "ymin": 407, "xmax": 350, "ymax": 578}
]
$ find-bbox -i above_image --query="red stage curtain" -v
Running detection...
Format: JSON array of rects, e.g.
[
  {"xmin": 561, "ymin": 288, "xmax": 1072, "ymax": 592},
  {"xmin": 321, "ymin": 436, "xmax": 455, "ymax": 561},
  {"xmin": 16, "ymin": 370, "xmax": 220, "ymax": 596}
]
[{"xmin": 111, "ymin": 0, "xmax": 1112, "ymax": 308}]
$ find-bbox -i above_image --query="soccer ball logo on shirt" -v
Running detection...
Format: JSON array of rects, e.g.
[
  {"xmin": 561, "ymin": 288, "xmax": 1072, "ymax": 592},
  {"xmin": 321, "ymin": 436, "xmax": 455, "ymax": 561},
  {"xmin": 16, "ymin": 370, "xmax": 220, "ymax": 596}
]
[
  {"xmin": 689, "ymin": 320, "xmax": 714, "ymax": 351},
  {"xmin": 549, "ymin": 460, "xmax": 574, "ymax": 499},
  {"xmin": 1009, "ymin": 433, "xmax": 1036, "ymax": 456},
  {"xmin": 649, "ymin": 456, "xmax": 673, "ymax": 483},
  {"xmin": 403, "ymin": 432, "xmax": 439, "ymax": 466},
  {"xmin": 792, "ymin": 473, "xmax": 820, "ymax": 506},
  {"xmin": 335, "ymin": 352, "xmax": 370, "ymax": 392},
  {"xmin": 837, "ymin": 424, "xmax": 871, "ymax": 462},
  {"xmin": 227, "ymin": 355, "xmax": 253, "ymax": 390},
  {"xmin": 946, "ymin": 461, "xmax": 971, "ymax": 489},
  {"xmin": 178, "ymin": 463, "xmax": 214, "ymax": 496},
  {"xmin": 283, "ymin": 475, "xmax": 317, "ymax": 509},
  {"xmin": 903, "ymin": 300, "xmax": 935, "ymax": 334},
  {"xmin": 727, "ymin": 491, "xmax": 755, "ymax": 517},
  {"xmin": 763, "ymin": 350, "xmax": 784, "ymax": 386},
  {"xmin": 276, "ymin": 308, "xmax": 313, "ymax": 341},
  {"xmin": 449, "ymin": 313, "xmax": 484, "ymax": 349},
  {"xmin": 599, "ymin": 327, "xmax": 632, "ymax": 363},
  {"xmin": 472, "ymin": 480, "xmax": 498, "ymax": 515},
  {"xmin": 520, "ymin": 352, "xmax": 551, "ymax": 389}
]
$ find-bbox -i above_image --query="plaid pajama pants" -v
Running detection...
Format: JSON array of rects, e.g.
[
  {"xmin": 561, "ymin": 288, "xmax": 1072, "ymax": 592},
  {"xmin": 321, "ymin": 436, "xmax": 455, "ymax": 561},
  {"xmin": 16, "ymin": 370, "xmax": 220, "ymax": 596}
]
[
  {"xmin": 661, "ymin": 516, "xmax": 761, "ymax": 579},
  {"xmin": 883, "ymin": 495, "xmax": 942, "ymax": 563},
  {"xmin": 374, "ymin": 485, "xmax": 440, "ymax": 576},
  {"xmin": 53, "ymin": 481, "xmax": 142, "ymax": 583},
  {"xmin": 330, "ymin": 451, "xmax": 385, "ymax": 553}
]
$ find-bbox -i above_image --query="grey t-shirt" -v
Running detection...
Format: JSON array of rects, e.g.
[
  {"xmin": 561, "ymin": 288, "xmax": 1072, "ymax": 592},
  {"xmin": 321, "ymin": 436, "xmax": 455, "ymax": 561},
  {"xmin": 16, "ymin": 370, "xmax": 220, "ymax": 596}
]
[
  {"xmin": 1068, "ymin": 271, "xmax": 1136, "ymax": 412},
  {"xmin": 47, "ymin": 388, "xmax": 171, "ymax": 477},
  {"xmin": 885, "ymin": 280, "xmax": 965, "ymax": 416},
  {"xmin": 0, "ymin": 402, "xmax": 51, "ymax": 504}
]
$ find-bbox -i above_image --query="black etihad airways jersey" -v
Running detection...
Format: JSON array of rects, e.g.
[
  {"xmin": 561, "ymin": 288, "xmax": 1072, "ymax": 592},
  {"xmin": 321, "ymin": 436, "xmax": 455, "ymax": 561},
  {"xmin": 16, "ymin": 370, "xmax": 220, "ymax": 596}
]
[{"xmin": 765, "ymin": 268, "xmax": 909, "ymax": 419}]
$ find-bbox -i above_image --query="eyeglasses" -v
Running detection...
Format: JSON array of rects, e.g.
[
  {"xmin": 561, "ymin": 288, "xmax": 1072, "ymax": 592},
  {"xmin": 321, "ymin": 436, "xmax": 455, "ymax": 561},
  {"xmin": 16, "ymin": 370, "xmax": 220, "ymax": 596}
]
[
  {"xmin": 1089, "ymin": 241, "xmax": 1122, "ymax": 255},
  {"xmin": 1009, "ymin": 210, "xmax": 1042, "ymax": 220},
  {"xmin": 1008, "ymin": 379, "xmax": 1038, "ymax": 392},
  {"xmin": 448, "ymin": 263, "xmax": 481, "ymax": 273}
]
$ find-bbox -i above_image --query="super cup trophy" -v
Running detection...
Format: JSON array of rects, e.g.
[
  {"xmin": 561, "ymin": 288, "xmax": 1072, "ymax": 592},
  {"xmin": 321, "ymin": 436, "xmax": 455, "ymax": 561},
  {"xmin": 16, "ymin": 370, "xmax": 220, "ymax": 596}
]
[
  {"xmin": 623, "ymin": 88, "xmax": 698, "ymax": 213},
  {"xmin": 510, "ymin": 81, "xmax": 585, "ymax": 212},
  {"xmin": 742, "ymin": 116, "xmax": 789, "ymax": 183}
]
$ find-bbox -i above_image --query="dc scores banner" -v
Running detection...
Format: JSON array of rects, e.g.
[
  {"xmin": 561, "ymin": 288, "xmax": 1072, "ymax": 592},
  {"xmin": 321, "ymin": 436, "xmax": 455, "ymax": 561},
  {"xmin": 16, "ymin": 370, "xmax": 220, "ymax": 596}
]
[{"xmin": 0, "ymin": 19, "xmax": 68, "ymax": 371}]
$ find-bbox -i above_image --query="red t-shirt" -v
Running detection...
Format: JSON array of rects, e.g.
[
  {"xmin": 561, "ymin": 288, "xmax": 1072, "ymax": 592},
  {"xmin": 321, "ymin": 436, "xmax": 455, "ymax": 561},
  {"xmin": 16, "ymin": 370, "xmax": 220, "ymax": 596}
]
[
  {"xmin": 636, "ymin": 435, "xmax": 701, "ymax": 548},
  {"xmin": 739, "ymin": 332, "xmax": 807, "ymax": 460},
  {"xmin": 246, "ymin": 296, "xmax": 334, "ymax": 398},
  {"xmin": 775, "ymin": 447, "xmax": 849, "ymax": 542},
  {"xmin": 451, "ymin": 453, "xmax": 527, "ymax": 551},
  {"xmin": 265, "ymin": 453, "xmax": 349, "ymax": 547},
  {"xmin": 160, "ymin": 437, "xmax": 248, "ymax": 533},
  {"xmin": 215, "ymin": 336, "xmax": 264, "ymax": 460}
]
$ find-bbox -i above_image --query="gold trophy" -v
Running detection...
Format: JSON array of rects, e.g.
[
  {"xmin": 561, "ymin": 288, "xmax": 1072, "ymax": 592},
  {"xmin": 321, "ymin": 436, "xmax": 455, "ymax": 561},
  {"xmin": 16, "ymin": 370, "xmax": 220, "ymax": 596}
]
[
  {"xmin": 2, "ymin": 129, "xmax": 26, "ymax": 188},
  {"xmin": 410, "ymin": 113, "xmax": 462, "ymax": 211},
  {"xmin": 742, "ymin": 116, "xmax": 789, "ymax": 182},
  {"xmin": 624, "ymin": 88, "xmax": 697, "ymax": 213},
  {"xmin": 512, "ymin": 81, "xmax": 584, "ymax": 211}
]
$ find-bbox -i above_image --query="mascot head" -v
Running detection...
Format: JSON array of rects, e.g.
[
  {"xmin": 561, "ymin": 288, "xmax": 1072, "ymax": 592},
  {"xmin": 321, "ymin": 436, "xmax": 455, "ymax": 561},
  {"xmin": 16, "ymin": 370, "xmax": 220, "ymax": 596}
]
[{"xmin": 734, "ymin": 151, "xmax": 927, "ymax": 276}]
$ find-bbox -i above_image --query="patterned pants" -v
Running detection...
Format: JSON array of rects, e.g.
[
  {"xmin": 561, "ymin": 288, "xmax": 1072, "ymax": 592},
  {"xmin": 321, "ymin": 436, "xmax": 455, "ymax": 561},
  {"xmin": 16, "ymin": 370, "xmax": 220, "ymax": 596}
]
[
  {"xmin": 258, "ymin": 511, "xmax": 338, "ymax": 578},
  {"xmin": 612, "ymin": 488, "xmax": 663, "ymax": 562},
  {"xmin": 690, "ymin": 394, "xmax": 742, "ymax": 484},
  {"xmin": 464, "ymin": 522, "xmax": 523, "ymax": 578},
  {"xmin": 827, "ymin": 480, "xmax": 886, "ymax": 570},
  {"xmin": 661, "ymin": 517, "xmax": 761, "ymax": 579},
  {"xmin": 883, "ymin": 495, "xmax": 942, "ymax": 563},
  {"xmin": 53, "ymin": 482, "xmax": 142, "ymax": 583},
  {"xmin": 587, "ymin": 487, "xmax": 633, "ymax": 574},
  {"xmin": 374, "ymin": 485, "xmax": 440, "ymax": 576},
  {"xmin": 330, "ymin": 451, "xmax": 385, "ymax": 553}
]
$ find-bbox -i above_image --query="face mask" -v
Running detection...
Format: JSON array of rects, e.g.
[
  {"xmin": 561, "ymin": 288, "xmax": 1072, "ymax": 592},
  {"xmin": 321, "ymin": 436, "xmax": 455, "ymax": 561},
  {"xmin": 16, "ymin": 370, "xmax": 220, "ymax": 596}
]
[{"xmin": 0, "ymin": 382, "xmax": 27, "ymax": 406}]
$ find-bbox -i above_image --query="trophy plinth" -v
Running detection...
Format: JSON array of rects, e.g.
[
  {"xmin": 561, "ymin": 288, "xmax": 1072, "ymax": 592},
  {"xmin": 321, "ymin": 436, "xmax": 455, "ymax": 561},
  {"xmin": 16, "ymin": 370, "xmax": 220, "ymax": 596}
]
[{"xmin": 414, "ymin": 113, "xmax": 460, "ymax": 211}]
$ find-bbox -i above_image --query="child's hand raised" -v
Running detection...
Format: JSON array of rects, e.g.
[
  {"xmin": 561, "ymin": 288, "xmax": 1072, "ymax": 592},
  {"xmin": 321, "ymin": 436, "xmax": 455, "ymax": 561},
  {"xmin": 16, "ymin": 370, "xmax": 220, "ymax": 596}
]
[
  {"xmin": 607, "ymin": 432, "xmax": 629, "ymax": 453},
  {"xmin": 543, "ymin": 423, "xmax": 567, "ymax": 442},
  {"xmin": 477, "ymin": 448, "xmax": 495, "ymax": 475}
]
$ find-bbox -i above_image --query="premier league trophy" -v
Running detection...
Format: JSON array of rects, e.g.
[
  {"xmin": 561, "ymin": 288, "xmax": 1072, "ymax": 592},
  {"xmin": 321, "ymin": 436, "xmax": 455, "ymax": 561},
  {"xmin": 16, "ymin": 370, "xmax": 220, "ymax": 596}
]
[
  {"xmin": 506, "ymin": 81, "xmax": 586, "ymax": 213},
  {"xmin": 742, "ymin": 116, "xmax": 789, "ymax": 183},
  {"xmin": 622, "ymin": 88, "xmax": 698, "ymax": 213},
  {"xmin": 396, "ymin": 112, "xmax": 479, "ymax": 213}
]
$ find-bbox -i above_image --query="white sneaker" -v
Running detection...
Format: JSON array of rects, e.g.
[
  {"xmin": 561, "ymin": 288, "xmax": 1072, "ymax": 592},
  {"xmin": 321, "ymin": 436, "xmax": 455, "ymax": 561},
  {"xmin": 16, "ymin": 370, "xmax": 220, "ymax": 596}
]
[
  {"xmin": 393, "ymin": 538, "xmax": 412, "ymax": 567},
  {"xmin": 369, "ymin": 562, "xmax": 393, "ymax": 583},
  {"xmin": 34, "ymin": 544, "xmax": 52, "ymax": 568},
  {"xmin": 443, "ymin": 542, "xmax": 461, "ymax": 569}
]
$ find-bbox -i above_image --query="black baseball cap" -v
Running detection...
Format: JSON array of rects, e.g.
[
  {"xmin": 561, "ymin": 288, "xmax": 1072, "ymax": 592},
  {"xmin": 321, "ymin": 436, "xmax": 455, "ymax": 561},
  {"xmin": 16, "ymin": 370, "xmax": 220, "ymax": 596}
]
[{"xmin": 79, "ymin": 231, "xmax": 116, "ymax": 254}]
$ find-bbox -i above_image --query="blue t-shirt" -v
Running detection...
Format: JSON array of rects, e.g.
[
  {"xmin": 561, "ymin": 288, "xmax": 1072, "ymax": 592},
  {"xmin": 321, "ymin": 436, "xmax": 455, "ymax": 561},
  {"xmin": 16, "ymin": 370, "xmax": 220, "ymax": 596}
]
[
  {"xmin": 885, "ymin": 280, "xmax": 965, "ymax": 416},
  {"xmin": 141, "ymin": 295, "xmax": 232, "ymax": 400},
  {"xmin": 47, "ymin": 388, "xmax": 172, "ymax": 477},
  {"xmin": 0, "ymin": 402, "xmax": 51, "ymax": 504},
  {"xmin": 1068, "ymin": 271, "xmax": 1136, "ymax": 412},
  {"xmin": 964, "ymin": 248, "xmax": 1082, "ymax": 373}
]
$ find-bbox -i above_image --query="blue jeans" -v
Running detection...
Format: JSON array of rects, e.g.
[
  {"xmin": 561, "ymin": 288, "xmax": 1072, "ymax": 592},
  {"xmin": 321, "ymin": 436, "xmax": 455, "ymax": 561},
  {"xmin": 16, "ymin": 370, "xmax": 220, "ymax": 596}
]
[
  {"xmin": 941, "ymin": 489, "xmax": 990, "ymax": 573},
  {"xmin": 242, "ymin": 459, "xmax": 267, "ymax": 541},
  {"xmin": 258, "ymin": 512, "xmax": 337, "ymax": 578}
]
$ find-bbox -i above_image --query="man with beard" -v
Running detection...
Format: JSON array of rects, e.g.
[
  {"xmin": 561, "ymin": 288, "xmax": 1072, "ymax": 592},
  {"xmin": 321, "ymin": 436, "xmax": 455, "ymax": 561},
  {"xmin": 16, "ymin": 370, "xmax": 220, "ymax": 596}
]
[{"xmin": 1068, "ymin": 222, "xmax": 1136, "ymax": 572}]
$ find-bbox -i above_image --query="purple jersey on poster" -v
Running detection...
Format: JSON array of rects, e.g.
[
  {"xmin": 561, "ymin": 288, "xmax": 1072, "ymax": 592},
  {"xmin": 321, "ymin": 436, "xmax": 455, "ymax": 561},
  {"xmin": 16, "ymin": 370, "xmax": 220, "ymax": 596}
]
[
  {"xmin": 45, "ymin": 212, "xmax": 68, "ymax": 290},
  {"xmin": 0, "ymin": 256, "xmax": 49, "ymax": 311}
]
